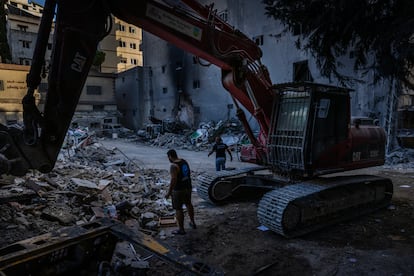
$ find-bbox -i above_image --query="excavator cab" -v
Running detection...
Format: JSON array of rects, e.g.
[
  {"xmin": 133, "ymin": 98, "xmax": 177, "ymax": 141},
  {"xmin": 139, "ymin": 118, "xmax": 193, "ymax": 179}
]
[{"xmin": 267, "ymin": 82, "xmax": 386, "ymax": 177}]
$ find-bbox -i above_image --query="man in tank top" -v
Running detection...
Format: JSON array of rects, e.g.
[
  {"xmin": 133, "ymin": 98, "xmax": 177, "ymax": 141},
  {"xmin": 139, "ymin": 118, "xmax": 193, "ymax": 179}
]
[{"xmin": 165, "ymin": 149, "xmax": 196, "ymax": 235}]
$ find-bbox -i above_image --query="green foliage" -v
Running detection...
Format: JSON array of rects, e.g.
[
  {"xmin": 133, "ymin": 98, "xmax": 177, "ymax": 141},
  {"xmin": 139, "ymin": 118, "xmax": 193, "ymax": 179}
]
[
  {"xmin": 93, "ymin": 50, "xmax": 106, "ymax": 67},
  {"xmin": 263, "ymin": 0, "xmax": 414, "ymax": 88},
  {"xmin": 0, "ymin": 3, "xmax": 11, "ymax": 62}
]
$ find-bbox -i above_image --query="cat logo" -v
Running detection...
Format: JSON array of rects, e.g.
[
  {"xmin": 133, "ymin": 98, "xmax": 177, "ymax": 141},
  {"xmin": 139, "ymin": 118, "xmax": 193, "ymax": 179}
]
[{"xmin": 71, "ymin": 52, "xmax": 87, "ymax": 73}]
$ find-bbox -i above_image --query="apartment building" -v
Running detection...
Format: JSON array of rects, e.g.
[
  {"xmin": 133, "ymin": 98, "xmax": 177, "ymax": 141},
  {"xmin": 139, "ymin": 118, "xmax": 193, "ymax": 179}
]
[
  {"xmin": 99, "ymin": 17, "xmax": 143, "ymax": 73},
  {"xmin": 5, "ymin": 0, "xmax": 53, "ymax": 66},
  {"xmin": 1, "ymin": 0, "xmax": 120, "ymax": 127}
]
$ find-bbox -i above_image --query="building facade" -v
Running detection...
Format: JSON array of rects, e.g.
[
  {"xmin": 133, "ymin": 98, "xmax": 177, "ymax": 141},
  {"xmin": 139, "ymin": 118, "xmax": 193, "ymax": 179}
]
[
  {"xmin": 0, "ymin": 63, "xmax": 40, "ymax": 124},
  {"xmin": 99, "ymin": 17, "xmax": 143, "ymax": 73},
  {"xmin": 5, "ymin": 0, "xmax": 53, "ymax": 66},
  {"xmin": 71, "ymin": 70, "xmax": 119, "ymax": 129},
  {"xmin": 115, "ymin": 66, "xmax": 146, "ymax": 130},
  {"xmin": 1, "ymin": 0, "xmax": 120, "ymax": 127}
]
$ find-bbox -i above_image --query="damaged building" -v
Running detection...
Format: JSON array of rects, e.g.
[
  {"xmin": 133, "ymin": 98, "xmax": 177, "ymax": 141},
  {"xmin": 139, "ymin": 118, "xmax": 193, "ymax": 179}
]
[
  {"xmin": 121, "ymin": 0, "xmax": 411, "ymax": 151},
  {"xmin": 0, "ymin": 0, "xmax": 413, "ymax": 148}
]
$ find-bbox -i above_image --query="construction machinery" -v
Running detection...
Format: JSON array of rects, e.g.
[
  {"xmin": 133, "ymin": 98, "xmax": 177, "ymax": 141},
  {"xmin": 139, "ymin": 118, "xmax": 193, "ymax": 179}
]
[{"xmin": 0, "ymin": 0, "xmax": 392, "ymax": 244}]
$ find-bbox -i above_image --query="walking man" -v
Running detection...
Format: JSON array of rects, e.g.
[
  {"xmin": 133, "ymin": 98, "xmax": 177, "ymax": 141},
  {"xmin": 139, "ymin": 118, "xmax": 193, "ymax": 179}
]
[
  {"xmin": 208, "ymin": 136, "xmax": 233, "ymax": 171},
  {"xmin": 165, "ymin": 149, "xmax": 196, "ymax": 235}
]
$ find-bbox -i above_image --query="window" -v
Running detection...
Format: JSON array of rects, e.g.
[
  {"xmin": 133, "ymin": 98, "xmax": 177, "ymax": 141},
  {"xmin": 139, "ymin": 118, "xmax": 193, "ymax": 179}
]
[
  {"xmin": 162, "ymin": 87, "xmax": 168, "ymax": 94},
  {"xmin": 317, "ymin": 99, "xmax": 330, "ymax": 118},
  {"xmin": 10, "ymin": 2, "xmax": 17, "ymax": 7},
  {"xmin": 293, "ymin": 60, "xmax": 313, "ymax": 82},
  {"xmin": 21, "ymin": 40, "xmax": 31, "ymax": 48},
  {"xmin": 47, "ymin": 43, "xmax": 52, "ymax": 50},
  {"xmin": 119, "ymin": 40, "xmax": 126, "ymax": 47},
  {"xmin": 130, "ymin": 43, "xmax": 136, "ymax": 49},
  {"xmin": 86, "ymin": 85, "xmax": 102, "ymax": 95},
  {"xmin": 18, "ymin": 25, "xmax": 28, "ymax": 32},
  {"xmin": 22, "ymin": 4, "xmax": 28, "ymax": 10},
  {"xmin": 254, "ymin": 35, "xmax": 264, "ymax": 46},
  {"xmin": 119, "ymin": 24, "xmax": 125, "ymax": 31},
  {"xmin": 0, "ymin": 80, "xmax": 4, "ymax": 91},
  {"xmin": 131, "ymin": 59, "xmax": 137, "ymax": 65},
  {"xmin": 193, "ymin": 80, "xmax": 200, "ymax": 89},
  {"xmin": 129, "ymin": 26, "xmax": 135, "ymax": 33},
  {"xmin": 162, "ymin": 65, "xmax": 166, "ymax": 73},
  {"xmin": 120, "ymin": 57, "xmax": 127, "ymax": 63}
]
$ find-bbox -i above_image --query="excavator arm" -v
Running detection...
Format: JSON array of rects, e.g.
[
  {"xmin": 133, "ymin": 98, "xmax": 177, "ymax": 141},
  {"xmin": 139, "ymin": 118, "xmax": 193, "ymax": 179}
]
[{"xmin": 0, "ymin": 0, "xmax": 272, "ymax": 176}]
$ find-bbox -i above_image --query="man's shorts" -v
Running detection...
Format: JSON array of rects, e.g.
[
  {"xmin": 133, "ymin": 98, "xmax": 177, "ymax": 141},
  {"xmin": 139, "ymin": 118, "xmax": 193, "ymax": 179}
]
[{"xmin": 172, "ymin": 188, "xmax": 192, "ymax": 210}]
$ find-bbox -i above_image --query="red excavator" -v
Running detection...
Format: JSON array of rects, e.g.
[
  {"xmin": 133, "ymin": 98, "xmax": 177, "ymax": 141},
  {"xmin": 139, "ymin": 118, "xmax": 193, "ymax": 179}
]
[{"xmin": 0, "ymin": 0, "xmax": 392, "ymax": 241}]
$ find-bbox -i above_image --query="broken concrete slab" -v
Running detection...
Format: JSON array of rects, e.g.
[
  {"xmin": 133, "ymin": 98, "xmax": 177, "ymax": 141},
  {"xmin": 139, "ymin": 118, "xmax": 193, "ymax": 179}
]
[
  {"xmin": 68, "ymin": 178, "xmax": 98, "ymax": 191},
  {"xmin": 41, "ymin": 206, "xmax": 76, "ymax": 225}
]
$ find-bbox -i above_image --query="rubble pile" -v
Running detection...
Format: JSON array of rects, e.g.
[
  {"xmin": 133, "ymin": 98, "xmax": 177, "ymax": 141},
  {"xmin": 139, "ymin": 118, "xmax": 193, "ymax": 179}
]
[
  {"xmin": 0, "ymin": 141, "xmax": 177, "ymax": 248},
  {"xmin": 0, "ymin": 118, "xmax": 249, "ymax": 249},
  {"xmin": 144, "ymin": 119, "xmax": 248, "ymax": 151},
  {"xmin": 385, "ymin": 147, "xmax": 414, "ymax": 169}
]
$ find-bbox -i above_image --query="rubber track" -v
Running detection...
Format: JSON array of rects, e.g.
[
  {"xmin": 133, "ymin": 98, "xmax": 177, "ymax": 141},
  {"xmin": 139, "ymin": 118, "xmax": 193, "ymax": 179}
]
[
  {"xmin": 196, "ymin": 167, "xmax": 266, "ymax": 204},
  {"xmin": 257, "ymin": 176, "xmax": 393, "ymax": 237},
  {"xmin": 257, "ymin": 183, "xmax": 323, "ymax": 237}
]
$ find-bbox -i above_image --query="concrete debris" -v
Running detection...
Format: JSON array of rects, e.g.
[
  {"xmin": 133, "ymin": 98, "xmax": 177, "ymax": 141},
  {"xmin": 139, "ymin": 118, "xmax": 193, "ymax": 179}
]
[
  {"xmin": 0, "ymin": 134, "xmax": 180, "ymax": 249},
  {"xmin": 141, "ymin": 119, "xmax": 246, "ymax": 151},
  {"xmin": 385, "ymin": 147, "xmax": 414, "ymax": 169},
  {"xmin": 68, "ymin": 118, "xmax": 247, "ymax": 154}
]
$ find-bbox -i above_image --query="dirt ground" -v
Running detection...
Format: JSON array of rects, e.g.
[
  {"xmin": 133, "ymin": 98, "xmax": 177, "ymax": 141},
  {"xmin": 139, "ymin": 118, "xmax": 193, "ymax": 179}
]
[
  {"xmin": 1, "ymin": 138, "xmax": 414, "ymax": 275},
  {"xmin": 102, "ymin": 139, "xmax": 414, "ymax": 276}
]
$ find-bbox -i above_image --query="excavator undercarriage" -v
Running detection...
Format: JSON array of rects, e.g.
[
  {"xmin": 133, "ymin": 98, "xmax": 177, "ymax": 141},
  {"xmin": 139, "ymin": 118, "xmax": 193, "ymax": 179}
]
[
  {"xmin": 197, "ymin": 169, "xmax": 393, "ymax": 238},
  {"xmin": 197, "ymin": 82, "xmax": 393, "ymax": 238}
]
